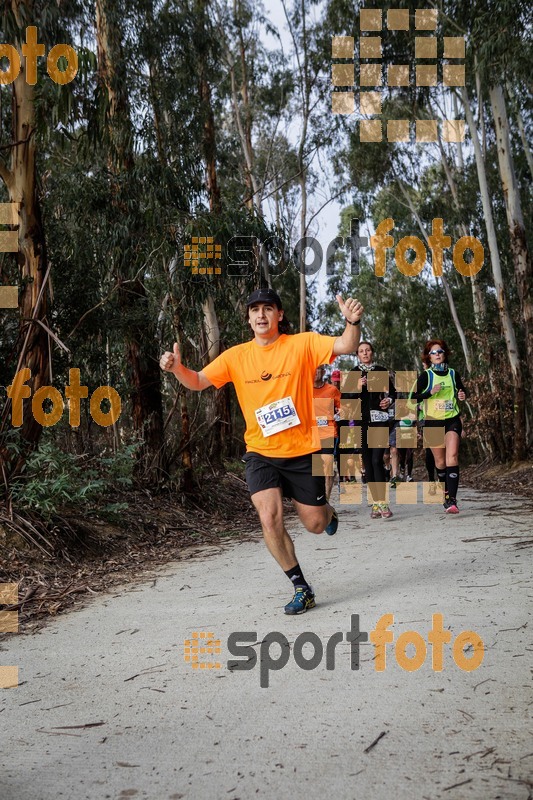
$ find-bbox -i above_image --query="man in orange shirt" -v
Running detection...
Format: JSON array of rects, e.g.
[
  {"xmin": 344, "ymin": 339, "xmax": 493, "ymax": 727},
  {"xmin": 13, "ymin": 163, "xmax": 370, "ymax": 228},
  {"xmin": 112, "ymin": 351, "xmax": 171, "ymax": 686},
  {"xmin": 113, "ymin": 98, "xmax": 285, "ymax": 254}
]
[
  {"xmin": 313, "ymin": 365, "xmax": 341, "ymax": 501},
  {"xmin": 160, "ymin": 288, "xmax": 363, "ymax": 615}
]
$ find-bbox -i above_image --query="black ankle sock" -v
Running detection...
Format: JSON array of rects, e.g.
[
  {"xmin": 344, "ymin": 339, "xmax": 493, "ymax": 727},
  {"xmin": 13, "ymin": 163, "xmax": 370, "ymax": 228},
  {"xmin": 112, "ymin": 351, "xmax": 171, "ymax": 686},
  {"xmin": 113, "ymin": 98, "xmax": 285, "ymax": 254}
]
[
  {"xmin": 446, "ymin": 466, "xmax": 459, "ymax": 500},
  {"xmin": 436, "ymin": 468, "xmax": 447, "ymax": 494},
  {"xmin": 285, "ymin": 564, "xmax": 309, "ymax": 590}
]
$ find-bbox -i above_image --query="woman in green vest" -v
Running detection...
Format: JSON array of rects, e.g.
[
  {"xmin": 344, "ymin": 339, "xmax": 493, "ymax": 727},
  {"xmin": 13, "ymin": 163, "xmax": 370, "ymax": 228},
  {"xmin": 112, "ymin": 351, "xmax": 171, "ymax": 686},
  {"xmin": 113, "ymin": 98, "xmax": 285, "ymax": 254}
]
[{"xmin": 411, "ymin": 340, "xmax": 467, "ymax": 513}]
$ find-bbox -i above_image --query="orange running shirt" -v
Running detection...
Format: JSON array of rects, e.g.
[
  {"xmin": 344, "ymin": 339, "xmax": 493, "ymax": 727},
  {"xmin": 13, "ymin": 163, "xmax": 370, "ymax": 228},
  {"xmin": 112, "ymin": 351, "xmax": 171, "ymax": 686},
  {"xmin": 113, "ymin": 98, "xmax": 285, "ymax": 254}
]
[
  {"xmin": 202, "ymin": 332, "xmax": 337, "ymax": 457},
  {"xmin": 313, "ymin": 383, "xmax": 341, "ymax": 442}
]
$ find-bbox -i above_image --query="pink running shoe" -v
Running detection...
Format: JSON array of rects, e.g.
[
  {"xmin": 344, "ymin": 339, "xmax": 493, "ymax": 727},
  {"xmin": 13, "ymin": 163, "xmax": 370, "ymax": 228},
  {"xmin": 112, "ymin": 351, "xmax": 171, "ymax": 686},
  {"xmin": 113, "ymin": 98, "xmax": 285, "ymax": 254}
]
[{"xmin": 444, "ymin": 498, "xmax": 459, "ymax": 514}]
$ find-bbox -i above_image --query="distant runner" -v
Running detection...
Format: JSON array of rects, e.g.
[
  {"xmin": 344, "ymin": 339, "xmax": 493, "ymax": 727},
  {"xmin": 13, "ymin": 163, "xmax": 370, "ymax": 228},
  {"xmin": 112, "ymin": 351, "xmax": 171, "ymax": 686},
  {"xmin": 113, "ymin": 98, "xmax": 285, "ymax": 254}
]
[
  {"xmin": 340, "ymin": 341, "xmax": 396, "ymax": 519},
  {"xmin": 312, "ymin": 365, "xmax": 341, "ymax": 501},
  {"xmin": 410, "ymin": 339, "xmax": 467, "ymax": 513},
  {"xmin": 160, "ymin": 288, "xmax": 363, "ymax": 614}
]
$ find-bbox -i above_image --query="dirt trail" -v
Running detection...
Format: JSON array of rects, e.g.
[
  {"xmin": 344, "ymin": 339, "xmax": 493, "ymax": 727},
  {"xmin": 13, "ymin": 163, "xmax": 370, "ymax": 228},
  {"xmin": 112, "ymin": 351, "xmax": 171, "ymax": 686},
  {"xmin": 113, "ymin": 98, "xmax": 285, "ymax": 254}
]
[{"xmin": 1, "ymin": 487, "xmax": 532, "ymax": 799}]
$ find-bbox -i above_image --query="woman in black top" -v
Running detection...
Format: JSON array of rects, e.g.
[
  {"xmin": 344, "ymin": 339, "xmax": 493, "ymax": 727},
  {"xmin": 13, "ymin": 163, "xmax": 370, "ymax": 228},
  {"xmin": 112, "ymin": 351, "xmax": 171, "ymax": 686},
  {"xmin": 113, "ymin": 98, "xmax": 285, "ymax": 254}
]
[{"xmin": 341, "ymin": 341, "xmax": 396, "ymax": 519}]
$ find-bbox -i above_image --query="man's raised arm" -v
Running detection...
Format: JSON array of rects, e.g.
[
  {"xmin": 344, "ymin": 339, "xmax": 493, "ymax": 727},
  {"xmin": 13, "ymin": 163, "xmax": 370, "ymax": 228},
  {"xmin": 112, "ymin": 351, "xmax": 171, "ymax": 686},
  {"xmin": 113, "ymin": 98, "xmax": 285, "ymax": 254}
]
[
  {"xmin": 332, "ymin": 294, "xmax": 364, "ymax": 356},
  {"xmin": 160, "ymin": 343, "xmax": 213, "ymax": 391}
]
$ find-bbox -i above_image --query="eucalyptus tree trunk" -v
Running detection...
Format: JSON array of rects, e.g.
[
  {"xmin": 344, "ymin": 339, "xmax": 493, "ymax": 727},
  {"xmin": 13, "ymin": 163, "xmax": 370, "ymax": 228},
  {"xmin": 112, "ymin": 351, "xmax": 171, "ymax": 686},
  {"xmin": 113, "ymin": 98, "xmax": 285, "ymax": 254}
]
[
  {"xmin": 201, "ymin": 294, "xmax": 232, "ymax": 461},
  {"xmin": 227, "ymin": 0, "xmax": 271, "ymax": 286},
  {"xmin": 397, "ymin": 182, "xmax": 472, "ymax": 374},
  {"xmin": 197, "ymin": 3, "xmax": 232, "ymax": 460},
  {"xmin": 298, "ymin": 0, "xmax": 310, "ymax": 334},
  {"xmin": 506, "ymin": 83, "xmax": 533, "ymax": 182},
  {"xmin": 462, "ymin": 86, "xmax": 526, "ymax": 460},
  {"xmin": 436, "ymin": 130, "xmax": 486, "ymax": 330},
  {"xmin": 298, "ymin": 170, "xmax": 307, "ymax": 333},
  {"xmin": 489, "ymin": 84, "xmax": 533, "ymax": 379},
  {"xmin": 96, "ymin": 0, "xmax": 165, "ymax": 480},
  {"xmin": 0, "ymin": 0, "xmax": 49, "ymax": 467},
  {"xmin": 146, "ymin": 48, "xmax": 197, "ymax": 486},
  {"xmin": 281, "ymin": 0, "xmax": 311, "ymax": 332}
]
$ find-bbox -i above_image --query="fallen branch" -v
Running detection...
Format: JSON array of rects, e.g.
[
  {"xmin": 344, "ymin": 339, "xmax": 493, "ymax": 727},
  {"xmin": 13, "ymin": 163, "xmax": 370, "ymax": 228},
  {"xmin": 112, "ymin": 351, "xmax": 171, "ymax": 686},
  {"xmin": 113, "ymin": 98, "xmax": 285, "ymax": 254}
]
[{"xmin": 364, "ymin": 730, "xmax": 387, "ymax": 754}]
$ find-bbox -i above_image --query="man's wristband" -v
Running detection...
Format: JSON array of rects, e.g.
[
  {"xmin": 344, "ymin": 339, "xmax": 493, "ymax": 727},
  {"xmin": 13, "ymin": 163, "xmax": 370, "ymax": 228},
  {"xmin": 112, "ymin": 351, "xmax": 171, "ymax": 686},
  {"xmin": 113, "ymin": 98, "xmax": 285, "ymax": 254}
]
[{"xmin": 347, "ymin": 318, "xmax": 360, "ymax": 326}]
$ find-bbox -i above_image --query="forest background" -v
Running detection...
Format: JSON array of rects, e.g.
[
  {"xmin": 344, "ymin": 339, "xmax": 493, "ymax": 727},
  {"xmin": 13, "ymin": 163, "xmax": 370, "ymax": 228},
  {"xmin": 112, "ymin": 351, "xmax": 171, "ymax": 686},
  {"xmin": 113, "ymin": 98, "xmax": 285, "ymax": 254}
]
[{"xmin": 0, "ymin": 0, "xmax": 531, "ymax": 572}]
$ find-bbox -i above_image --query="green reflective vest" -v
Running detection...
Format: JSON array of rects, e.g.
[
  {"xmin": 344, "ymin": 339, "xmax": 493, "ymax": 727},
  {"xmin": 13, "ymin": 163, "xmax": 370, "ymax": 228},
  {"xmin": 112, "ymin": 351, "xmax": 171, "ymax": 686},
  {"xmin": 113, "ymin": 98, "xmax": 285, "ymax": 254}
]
[{"xmin": 418, "ymin": 368, "xmax": 460, "ymax": 420}]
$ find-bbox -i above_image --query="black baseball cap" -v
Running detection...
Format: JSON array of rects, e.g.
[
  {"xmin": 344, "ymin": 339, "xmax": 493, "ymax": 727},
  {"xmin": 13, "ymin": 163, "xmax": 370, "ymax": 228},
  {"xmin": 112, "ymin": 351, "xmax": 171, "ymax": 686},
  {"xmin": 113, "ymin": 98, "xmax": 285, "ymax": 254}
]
[{"xmin": 246, "ymin": 288, "xmax": 283, "ymax": 309}]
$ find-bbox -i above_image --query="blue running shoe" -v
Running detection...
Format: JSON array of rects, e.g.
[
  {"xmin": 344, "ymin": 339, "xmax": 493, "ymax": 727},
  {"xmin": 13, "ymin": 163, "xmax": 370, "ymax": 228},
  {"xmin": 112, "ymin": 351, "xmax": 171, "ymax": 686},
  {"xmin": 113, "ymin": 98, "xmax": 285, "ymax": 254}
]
[
  {"xmin": 325, "ymin": 508, "xmax": 338, "ymax": 536},
  {"xmin": 284, "ymin": 586, "xmax": 316, "ymax": 615}
]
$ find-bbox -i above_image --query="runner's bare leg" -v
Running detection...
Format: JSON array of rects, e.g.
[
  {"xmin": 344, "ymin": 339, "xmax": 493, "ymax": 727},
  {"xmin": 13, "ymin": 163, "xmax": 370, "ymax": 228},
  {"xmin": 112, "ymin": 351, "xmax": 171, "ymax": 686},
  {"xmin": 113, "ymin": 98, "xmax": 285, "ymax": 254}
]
[
  {"xmin": 444, "ymin": 430, "xmax": 460, "ymax": 466},
  {"xmin": 431, "ymin": 446, "xmax": 446, "ymax": 470},
  {"xmin": 291, "ymin": 498, "xmax": 332, "ymax": 534},
  {"xmin": 322, "ymin": 454, "xmax": 334, "ymax": 501},
  {"xmin": 251, "ymin": 488, "xmax": 299, "ymax": 570},
  {"xmin": 251, "ymin": 489, "xmax": 332, "ymax": 570}
]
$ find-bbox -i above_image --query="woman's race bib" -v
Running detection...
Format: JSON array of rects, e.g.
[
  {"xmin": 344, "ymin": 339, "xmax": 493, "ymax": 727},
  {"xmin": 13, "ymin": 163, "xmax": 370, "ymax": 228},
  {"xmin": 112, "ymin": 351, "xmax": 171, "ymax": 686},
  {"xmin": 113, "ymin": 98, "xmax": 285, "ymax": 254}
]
[
  {"xmin": 255, "ymin": 396, "xmax": 301, "ymax": 438},
  {"xmin": 433, "ymin": 400, "xmax": 454, "ymax": 412},
  {"xmin": 370, "ymin": 409, "xmax": 389, "ymax": 422}
]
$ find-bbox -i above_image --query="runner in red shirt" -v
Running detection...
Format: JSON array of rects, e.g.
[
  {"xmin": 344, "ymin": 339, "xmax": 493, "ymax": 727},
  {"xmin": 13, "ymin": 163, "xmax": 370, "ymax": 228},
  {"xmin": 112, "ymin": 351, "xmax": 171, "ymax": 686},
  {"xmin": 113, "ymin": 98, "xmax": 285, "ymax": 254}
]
[{"xmin": 160, "ymin": 288, "xmax": 363, "ymax": 614}]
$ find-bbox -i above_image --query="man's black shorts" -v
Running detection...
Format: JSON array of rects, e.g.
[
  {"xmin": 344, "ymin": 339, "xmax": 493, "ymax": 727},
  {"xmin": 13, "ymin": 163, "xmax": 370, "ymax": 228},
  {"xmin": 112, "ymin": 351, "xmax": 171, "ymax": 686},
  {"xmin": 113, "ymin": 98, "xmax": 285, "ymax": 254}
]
[{"xmin": 242, "ymin": 452, "xmax": 327, "ymax": 506}]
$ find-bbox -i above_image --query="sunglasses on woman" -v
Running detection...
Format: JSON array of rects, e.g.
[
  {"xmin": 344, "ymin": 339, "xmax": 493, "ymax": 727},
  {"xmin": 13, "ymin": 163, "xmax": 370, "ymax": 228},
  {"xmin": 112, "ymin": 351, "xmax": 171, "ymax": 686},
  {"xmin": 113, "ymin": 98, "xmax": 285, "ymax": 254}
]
[{"xmin": 429, "ymin": 349, "xmax": 445, "ymax": 355}]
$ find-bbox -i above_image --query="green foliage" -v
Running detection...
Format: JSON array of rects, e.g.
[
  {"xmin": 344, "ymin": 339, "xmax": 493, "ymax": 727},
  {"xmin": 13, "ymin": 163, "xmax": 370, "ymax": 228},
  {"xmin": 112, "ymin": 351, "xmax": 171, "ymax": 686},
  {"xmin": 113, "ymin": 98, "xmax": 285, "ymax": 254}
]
[{"xmin": 9, "ymin": 439, "xmax": 138, "ymax": 521}]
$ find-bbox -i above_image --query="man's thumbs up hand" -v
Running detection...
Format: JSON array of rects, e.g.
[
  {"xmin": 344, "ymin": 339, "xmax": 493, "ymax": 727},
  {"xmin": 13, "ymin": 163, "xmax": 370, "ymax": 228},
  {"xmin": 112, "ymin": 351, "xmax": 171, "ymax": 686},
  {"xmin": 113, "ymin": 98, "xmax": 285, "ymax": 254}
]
[{"xmin": 160, "ymin": 343, "xmax": 181, "ymax": 373}]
